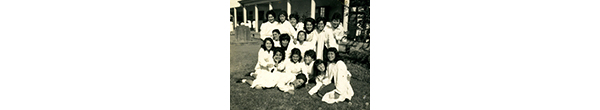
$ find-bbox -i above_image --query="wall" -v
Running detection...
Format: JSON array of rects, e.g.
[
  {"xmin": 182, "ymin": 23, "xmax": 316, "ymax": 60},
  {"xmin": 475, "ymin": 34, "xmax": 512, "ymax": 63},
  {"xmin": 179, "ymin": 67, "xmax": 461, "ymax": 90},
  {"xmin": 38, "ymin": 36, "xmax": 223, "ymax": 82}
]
[
  {"xmin": 290, "ymin": 0, "xmax": 311, "ymax": 22},
  {"xmin": 315, "ymin": 0, "xmax": 344, "ymax": 20}
]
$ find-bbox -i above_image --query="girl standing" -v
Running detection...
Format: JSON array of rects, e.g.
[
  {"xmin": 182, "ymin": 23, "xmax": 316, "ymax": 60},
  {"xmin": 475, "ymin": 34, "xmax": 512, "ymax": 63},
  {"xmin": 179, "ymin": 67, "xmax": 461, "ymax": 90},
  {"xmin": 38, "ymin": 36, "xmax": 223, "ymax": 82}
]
[
  {"xmin": 302, "ymin": 50, "xmax": 317, "ymax": 83},
  {"xmin": 303, "ymin": 18, "xmax": 316, "ymax": 42},
  {"xmin": 288, "ymin": 13, "xmax": 304, "ymax": 38},
  {"xmin": 314, "ymin": 17, "xmax": 337, "ymax": 60},
  {"xmin": 259, "ymin": 10, "xmax": 280, "ymax": 40}
]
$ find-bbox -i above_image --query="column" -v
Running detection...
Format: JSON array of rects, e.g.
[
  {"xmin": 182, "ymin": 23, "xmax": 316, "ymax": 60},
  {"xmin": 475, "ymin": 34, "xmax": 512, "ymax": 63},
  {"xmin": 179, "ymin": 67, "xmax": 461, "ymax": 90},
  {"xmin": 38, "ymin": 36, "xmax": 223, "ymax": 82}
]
[
  {"xmin": 344, "ymin": 0, "xmax": 350, "ymax": 32},
  {"xmin": 243, "ymin": 6, "xmax": 247, "ymax": 26},
  {"xmin": 287, "ymin": 0, "xmax": 291, "ymax": 16},
  {"xmin": 269, "ymin": 2, "xmax": 273, "ymax": 10},
  {"xmin": 233, "ymin": 8, "xmax": 237, "ymax": 27},
  {"xmin": 255, "ymin": 5, "xmax": 259, "ymax": 32},
  {"xmin": 310, "ymin": 0, "xmax": 315, "ymax": 18}
]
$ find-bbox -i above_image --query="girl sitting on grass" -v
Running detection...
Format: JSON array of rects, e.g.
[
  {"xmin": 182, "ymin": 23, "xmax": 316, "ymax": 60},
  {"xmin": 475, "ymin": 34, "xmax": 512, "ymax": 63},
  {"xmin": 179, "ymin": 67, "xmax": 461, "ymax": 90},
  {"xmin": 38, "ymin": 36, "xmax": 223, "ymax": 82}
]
[
  {"xmin": 249, "ymin": 47, "xmax": 286, "ymax": 77},
  {"xmin": 310, "ymin": 48, "xmax": 354, "ymax": 104},
  {"xmin": 302, "ymin": 50, "xmax": 317, "ymax": 83},
  {"xmin": 249, "ymin": 38, "xmax": 275, "ymax": 77},
  {"xmin": 283, "ymin": 48, "xmax": 306, "ymax": 76},
  {"xmin": 308, "ymin": 59, "xmax": 332, "ymax": 95}
]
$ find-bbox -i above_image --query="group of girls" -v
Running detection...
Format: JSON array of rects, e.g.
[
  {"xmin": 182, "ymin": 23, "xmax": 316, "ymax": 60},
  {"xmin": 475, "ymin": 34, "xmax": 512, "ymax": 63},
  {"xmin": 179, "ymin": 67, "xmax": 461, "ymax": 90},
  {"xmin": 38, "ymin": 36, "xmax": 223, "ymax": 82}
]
[
  {"xmin": 259, "ymin": 10, "xmax": 347, "ymax": 61},
  {"xmin": 240, "ymin": 10, "xmax": 354, "ymax": 104},
  {"xmin": 244, "ymin": 38, "xmax": 354, "ymax": 104}
]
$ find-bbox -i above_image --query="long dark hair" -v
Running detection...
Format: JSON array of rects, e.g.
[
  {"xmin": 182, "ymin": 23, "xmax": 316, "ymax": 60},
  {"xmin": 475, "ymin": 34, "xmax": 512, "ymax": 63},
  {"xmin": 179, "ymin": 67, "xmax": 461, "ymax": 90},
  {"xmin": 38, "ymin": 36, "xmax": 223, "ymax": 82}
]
[
  {"xmin": 312, "ymin": 59, "xmax": 327, "ymax": 77},
  {"xmin": 325, "ymin": 47, "xmax": 341, "ymax": 64},
  {"xmin": 260, "ymin": 38, "xmax": 274, "ymax": 52}
]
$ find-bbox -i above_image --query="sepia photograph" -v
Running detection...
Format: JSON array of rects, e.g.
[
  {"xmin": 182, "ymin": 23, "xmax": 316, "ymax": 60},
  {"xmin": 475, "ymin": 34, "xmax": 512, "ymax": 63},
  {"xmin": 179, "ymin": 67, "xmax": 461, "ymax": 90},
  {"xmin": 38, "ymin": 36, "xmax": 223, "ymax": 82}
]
[
  {"xmin": 230, "ymin": 0, "xmax": 370, "ymax": 109},
  {"xmin": 4, "ymin": 0, "xmax": 600, "ymax": 110}
]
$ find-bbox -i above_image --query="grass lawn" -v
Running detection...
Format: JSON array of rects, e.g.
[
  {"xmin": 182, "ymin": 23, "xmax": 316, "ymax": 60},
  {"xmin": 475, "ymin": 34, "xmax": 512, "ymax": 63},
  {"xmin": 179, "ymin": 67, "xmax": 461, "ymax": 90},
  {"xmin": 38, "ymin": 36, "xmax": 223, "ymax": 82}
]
[{"xmin": 230, "ymin": 41, "xmax": 370, "ymax": 110}]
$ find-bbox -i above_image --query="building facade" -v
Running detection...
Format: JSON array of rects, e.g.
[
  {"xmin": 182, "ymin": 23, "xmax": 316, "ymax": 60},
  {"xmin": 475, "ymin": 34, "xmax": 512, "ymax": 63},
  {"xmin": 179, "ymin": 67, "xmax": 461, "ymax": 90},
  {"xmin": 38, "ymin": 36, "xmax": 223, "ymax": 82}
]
[{"xmin": 231, "ymin": 0, "xmax": 350, "ymax": 32}]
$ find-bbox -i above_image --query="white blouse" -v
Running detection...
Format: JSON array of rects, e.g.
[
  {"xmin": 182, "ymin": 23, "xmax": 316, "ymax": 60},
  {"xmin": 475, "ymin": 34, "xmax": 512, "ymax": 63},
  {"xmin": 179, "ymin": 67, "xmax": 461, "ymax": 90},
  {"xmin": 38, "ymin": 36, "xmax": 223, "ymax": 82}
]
[
  {"xmin": 283, "ymin": 60, "xmax": 304, "ymax": 74},
  {"xmin": 294, "ymin": 41, "xmax": 315, "ymax": 57},
  {"xmin": 273, "ymin": 40, "xmax": 281, "ymax": 47},
  {"xmin": 279, "ymin": 21, "xmax": 293, "ymax": 34},
  {"xmin": 287, "ymin": 22, "xmax": 305, "ymax": 38},
  {"xmin": 314, "ymin": 29, "xmax": 338, "ymax": 60},
  {"xmin": 260, "ymin": 21, "xmax": 280, "ymax": 40},
  {"xmin": 326, "ymin": 22, "xmax": 346, "ymax": 41},
  {"xmin": 254, "ymin": 48, "xmax": 274, "ymax": 71},
  {"xmin": 279, "ymin": 21, "xmax": 295, "ymax": 43}
]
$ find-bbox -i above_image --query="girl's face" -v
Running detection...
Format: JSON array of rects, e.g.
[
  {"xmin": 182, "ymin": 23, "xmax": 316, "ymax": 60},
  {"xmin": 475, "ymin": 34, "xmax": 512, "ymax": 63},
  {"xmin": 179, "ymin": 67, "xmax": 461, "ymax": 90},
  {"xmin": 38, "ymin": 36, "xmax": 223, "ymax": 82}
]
[
  {"xmin": 317, "ymin": 63, "xmax": 325, "ymax": 72},
  {"xmin": 291, "ymin": 79, "xmax": 304, "ymax": 88},
  {"xmin": 327, "ymin": 51, "xmax": 335, "ymax": 62},
  {"xmin": 265, "ymin": 40, "xmax": 273, "ymax": 50},
  {"xmin": 279, "ymin": 14, "xmax": 286, "ymax": 22},
  {"xmin": 281, "ymin": 40, "xmax": 289, "ymax": 47},
  {"xmin": 306, "ymin": 22, "xmax": 313, "ymax": 31},
  {"xmin": 291, "ymin": 54, "xmax": 300, "ymax": 63},
  {"xmin": 304, "ymin": 55, "xmax": 313, "ymax": 64},
  {"xmin": 272, "ymin": 32, "xmax": 280, "ymax": 40},
  {"xmin": 290, "ymin": 18, "xmax": 297, "ymax": 25},
  {"xmin": 274, "ymin": 52, "xmax": 283, "ymax": 62},
  {"xmin": 267, "ymin": 14, "xmax": 275, "ymax": 23},
  {"xmin": 332, "ymin": 19, "xmax": 340, "ymax": 28},
  {"xmin": 298, "ymin": 32, "xmax": 306, "ymax": 41},
  {"xmin": 317, "ymin": 21, "xmax": 325, "ymax": 31}
]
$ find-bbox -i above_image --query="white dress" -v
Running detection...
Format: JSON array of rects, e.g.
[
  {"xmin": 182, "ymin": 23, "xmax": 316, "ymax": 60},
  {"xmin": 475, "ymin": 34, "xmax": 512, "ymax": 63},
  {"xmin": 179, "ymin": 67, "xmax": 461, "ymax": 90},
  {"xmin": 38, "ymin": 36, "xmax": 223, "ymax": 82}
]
[
  {"xmin": 321, "ymin": 61, "xmax": 354, "ymax": 104},
  {"xmin": 253, "ymin": 48, "xmax": 274, "ymax": 76},
  {"xmin": 250, "ymin": 72, "xmax": 297, "ymax": 92},
  {"xmin": 301, "ymin": 61, "xmax": 314, "ymax": 84},
  {"xmin": 313, "ymin": 29, "xmax": 338, "ymax": 60},
  {"xmin": 308, "ymin": 61, "xmax": 354, "ymax": 104}
]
